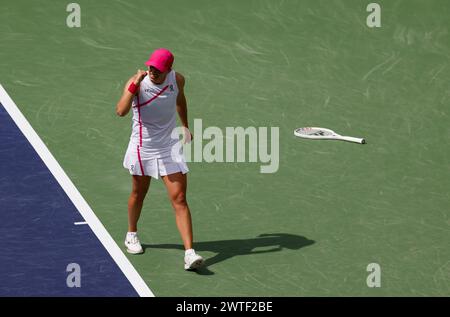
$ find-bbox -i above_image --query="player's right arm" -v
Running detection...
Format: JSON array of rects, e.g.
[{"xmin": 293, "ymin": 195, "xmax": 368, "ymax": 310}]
[{"xmin": 116, "ymin": 70, "xmax": 148, "ymax": 117}]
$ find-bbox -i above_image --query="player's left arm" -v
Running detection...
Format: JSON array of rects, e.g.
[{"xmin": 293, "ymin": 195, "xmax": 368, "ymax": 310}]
[
  {"xmin": 175, "ymin": 72, "xmax": 189, "ymax": 128},
  {"xmin": 175, "ymin": 72, "xmax": 192, "ymax": 142}
]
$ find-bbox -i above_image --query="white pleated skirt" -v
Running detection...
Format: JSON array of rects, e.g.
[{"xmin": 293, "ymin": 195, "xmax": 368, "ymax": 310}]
[{"xmin": 123, "ymin": 142, "xmax": 188, "ymax": 179}]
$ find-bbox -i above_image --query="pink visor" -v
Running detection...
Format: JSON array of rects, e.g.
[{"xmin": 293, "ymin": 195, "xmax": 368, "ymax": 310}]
[{"xmin": 145, "ymin": 48, "xmax": 174, "ymax": 72}]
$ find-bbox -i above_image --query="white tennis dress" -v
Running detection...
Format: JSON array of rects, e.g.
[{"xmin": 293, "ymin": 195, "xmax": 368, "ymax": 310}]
[{"xmin": 123, "ymin": 70, "xmax": 188, "ymax": 178}]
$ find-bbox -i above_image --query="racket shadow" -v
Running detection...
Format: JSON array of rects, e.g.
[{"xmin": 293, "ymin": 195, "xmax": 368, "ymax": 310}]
[{"xmin": 142, "ymin": 233, "xmax": 315, "ymax": 275}]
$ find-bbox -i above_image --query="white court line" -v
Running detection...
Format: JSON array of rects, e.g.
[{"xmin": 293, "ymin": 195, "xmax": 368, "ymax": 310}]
[
  {"xmin": 0, "ymin": 84, "xmax": 154, "ymax": 297},
  {"xmin": 74, "ymin": 221, "xmax": 88, "ymax": 225}
]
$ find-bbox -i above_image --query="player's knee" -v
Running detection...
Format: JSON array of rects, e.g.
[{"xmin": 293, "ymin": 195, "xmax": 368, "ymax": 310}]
[
  {"xmin": 131, "ymin": 188, "xmax": 147, "ymax": 201},
  {"xmin": 171, "ymin": 191, "xmax": 187, "ymax": 206}
]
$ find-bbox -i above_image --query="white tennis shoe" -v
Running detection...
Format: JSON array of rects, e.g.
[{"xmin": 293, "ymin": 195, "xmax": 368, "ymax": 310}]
[
  {"xmin": 184, "ymin": 249, "xmax": 204, "ymax": 270},
  {"xmin": 124, "ymin": 232, "xmax": 143, "ymax": 254}
]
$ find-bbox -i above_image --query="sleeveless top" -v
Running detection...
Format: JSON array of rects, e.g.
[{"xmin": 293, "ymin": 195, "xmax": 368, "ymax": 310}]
[{"xmin": 129, "ymin": 70, "xmax": 179, "ymax": 158}]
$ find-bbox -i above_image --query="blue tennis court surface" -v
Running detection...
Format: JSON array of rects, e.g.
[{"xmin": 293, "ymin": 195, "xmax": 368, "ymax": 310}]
[{"xmin": 0, "ymin": 102, "xmax": 139, "ymax": 296}]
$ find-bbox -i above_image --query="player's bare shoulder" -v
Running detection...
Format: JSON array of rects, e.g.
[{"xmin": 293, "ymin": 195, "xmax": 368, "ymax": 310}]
[{"xmin": 175, "ymin": 72, "xmax": 185, "ymax": 90}]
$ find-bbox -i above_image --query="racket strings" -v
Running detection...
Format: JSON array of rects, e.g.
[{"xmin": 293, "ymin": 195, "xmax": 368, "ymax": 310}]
[{"xmin": 297, "ymin": 128, "xmax": 333, "ymax": 136}]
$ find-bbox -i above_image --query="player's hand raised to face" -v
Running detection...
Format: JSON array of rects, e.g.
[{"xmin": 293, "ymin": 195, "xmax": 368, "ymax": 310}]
[{"xmin": 133, "ymin": 69, "xmax": 148, "ymax": 85}]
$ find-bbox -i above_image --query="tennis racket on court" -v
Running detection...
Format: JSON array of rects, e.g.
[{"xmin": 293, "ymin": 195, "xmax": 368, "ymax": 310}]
[{"xmin": 294, "ymin": 127, "xmax": 366, "ymax": 144}]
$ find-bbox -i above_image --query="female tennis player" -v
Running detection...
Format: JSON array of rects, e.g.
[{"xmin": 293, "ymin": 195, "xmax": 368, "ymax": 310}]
[{"xmin": 116, "ymin": 48, "xmax": 203, "ymax": 270}]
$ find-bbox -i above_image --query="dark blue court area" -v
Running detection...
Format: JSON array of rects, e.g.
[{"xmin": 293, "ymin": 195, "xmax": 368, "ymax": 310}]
[{"xmin": 0, "ymin": 103, "xmax": 138, "ymax": 296}]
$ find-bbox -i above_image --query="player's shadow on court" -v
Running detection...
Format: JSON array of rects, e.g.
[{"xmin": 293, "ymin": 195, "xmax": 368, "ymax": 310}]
[{"xmin": 142, "ymin": 233, "xmax": 315, "ymax": 275}]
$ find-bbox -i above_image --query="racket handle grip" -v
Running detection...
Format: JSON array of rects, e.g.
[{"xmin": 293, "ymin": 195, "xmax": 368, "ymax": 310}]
[{"xmin": 341, "ymin": 136, "xmax": 366, "ymax": 144}]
